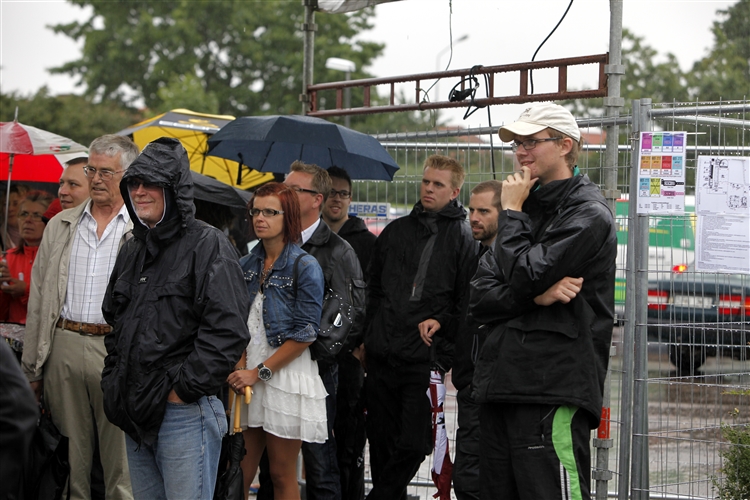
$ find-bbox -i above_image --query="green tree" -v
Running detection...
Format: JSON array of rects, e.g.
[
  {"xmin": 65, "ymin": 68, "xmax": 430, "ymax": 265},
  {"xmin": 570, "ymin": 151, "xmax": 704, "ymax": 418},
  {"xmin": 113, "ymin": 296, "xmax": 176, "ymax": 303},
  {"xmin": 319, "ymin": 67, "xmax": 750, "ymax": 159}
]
[
  {"xmin": 0, "ymin": 87, "xmax": 142, "ymax": 145},
  {"xmin": 565, "ymin": 28, "xmax": 690, "ymax": 118},
  {"xmin": 156, "ymin": 74, "xmax": 220, "ymax": 116},
  {"xmin": 50, "ymin": 0, "xmax": 385, "ymax": 117},
  {"xmin": 688, "ymin": 0, "xmax": 750, "ymax": 101}
]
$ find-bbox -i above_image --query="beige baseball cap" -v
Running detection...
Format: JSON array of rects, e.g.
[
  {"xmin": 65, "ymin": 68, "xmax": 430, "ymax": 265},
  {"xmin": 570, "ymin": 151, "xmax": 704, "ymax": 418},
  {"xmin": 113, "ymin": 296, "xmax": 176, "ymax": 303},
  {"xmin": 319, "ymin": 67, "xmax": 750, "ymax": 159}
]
[{"xmin": 499, "ymin": 102, "xmax": 581, "ymax": 143}]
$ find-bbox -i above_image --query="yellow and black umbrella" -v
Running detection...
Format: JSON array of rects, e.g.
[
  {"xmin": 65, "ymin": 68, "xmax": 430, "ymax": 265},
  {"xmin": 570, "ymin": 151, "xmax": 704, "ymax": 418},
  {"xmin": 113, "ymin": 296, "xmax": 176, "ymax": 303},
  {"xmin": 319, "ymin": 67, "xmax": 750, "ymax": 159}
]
[{"xmin": 117, "ymin": 109, "xmax": 273, "ymax": 190}]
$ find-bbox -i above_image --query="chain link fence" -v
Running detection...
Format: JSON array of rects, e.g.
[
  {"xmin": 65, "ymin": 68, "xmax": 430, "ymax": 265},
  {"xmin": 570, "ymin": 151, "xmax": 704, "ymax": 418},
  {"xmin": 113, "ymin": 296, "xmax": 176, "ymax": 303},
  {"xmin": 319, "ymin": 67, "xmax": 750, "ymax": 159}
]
[{"xmin": 345, "ymin": 99, "xmax": 749, "ymax": 499}]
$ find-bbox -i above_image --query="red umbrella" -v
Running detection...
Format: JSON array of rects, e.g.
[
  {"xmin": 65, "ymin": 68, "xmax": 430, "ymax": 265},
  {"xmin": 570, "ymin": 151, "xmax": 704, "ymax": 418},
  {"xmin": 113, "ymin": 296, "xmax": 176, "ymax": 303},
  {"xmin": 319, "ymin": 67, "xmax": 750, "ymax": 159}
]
[
  {"xmin": 0, "ymin": 153, "xmax": 72, "ymax": 183},
  {"xmin": 427, "ymin": 369, "xmax": 453, "ymax": 500},
  {"xmin": 0, "ymin": 119, "xmax": 88, "ymax": 245}
]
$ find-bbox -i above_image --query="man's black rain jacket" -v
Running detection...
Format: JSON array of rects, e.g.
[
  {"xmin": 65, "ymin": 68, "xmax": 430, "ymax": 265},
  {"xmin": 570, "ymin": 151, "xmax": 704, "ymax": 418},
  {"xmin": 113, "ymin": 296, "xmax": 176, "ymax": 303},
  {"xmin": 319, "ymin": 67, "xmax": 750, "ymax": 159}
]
[
  {"xmin": 101, "ymin": 138, "xmax": 251, "ymax": 445},
  {"xmin": 365, "ymin": 199, "xmax": 476, "ymax": 368},
  {"xmin": 470, "ymin": 174, "xmax": 616, "ymax": 428}
]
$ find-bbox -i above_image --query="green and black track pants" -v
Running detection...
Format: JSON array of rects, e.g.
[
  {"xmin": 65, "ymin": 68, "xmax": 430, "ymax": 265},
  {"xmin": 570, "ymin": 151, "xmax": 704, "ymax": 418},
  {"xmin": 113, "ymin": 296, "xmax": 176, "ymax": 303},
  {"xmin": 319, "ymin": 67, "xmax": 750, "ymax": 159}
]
[{"xmin": 479, "ymin": 402, "xmax": 592, "ymax": 500}]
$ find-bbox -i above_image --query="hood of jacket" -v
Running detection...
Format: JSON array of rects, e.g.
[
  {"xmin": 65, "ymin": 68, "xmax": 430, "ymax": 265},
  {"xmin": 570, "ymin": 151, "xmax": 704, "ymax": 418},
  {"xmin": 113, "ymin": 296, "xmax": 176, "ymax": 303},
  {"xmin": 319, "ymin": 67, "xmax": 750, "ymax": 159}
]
[
  {"xmin": 121, "ymin": 137, "xmax": 196, "ymax": 252},
  {"xmin": 338, "ymin": 216, "xmax": 370, "ymax": 238},
  {"xmin": 409, "ymin": 198, "xmax": 467, "ymax": 232}
]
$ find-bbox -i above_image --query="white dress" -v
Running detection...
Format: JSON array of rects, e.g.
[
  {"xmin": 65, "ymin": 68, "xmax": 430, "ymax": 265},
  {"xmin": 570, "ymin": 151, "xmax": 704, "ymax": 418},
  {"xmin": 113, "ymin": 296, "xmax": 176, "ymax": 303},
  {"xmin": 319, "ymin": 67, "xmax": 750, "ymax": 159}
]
[{"xmin": 235, "ymin": 293, "xmax": 328, "ymax": 443}]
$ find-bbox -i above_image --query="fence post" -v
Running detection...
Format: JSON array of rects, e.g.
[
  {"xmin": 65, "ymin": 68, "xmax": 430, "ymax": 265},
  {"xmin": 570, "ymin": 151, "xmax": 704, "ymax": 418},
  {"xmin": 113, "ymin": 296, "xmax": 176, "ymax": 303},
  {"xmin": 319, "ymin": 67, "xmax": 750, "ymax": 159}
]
[
  {"xmin": 593, "ymin": 3, "xmax": 625, "ymax": 498},
  {"xmin": 629, "ymin": 98, "xmax": 652, "ymax": 500}
]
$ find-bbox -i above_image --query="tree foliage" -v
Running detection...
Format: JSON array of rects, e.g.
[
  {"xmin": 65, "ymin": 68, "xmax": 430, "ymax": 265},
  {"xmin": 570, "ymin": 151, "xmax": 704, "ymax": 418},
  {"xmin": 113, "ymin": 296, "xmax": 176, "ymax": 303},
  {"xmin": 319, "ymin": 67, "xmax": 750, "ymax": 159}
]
[
  {"xmin": 567, "ymin": 1, "xmax": 750, "ymax": 117},
  {"xmin": 0, "ymin": 87, "xmax": 143, "ymax": 145},
  {"xmin": 50, "ymin": 0, "xmax": 385, "ymax": 117},
  {"xmin": 688, "ymin": 0, "xmax": 750, "ymax": 101}
]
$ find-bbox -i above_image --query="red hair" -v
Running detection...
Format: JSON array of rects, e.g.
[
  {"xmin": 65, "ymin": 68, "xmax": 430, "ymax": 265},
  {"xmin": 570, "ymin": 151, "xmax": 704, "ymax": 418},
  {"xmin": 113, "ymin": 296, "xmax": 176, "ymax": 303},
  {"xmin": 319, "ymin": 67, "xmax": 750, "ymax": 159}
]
[{"xmin": 248, "ymin": 182, "xmax": 302, "ymax": 244}]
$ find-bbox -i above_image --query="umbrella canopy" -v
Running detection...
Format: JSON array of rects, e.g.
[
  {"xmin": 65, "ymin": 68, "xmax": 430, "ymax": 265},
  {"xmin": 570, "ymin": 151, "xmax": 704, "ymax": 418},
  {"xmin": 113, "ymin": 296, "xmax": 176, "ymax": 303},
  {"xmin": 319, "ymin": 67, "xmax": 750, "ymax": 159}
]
[
  {"xmin": 117, "ymin": 109, "xmax": 273, "ymax": 190},
  {"xmin": 0, "ymin": 121, "xmax": 88, "ymax": 249},
  {"xmin": 190, "ymin": 171, "xmax": 251, "ymax": 211},
  {"xmin": 428, "ymin": 369, "xmax": 453, "ymax": 500},
  {"xmin": 206, "ymin": 115, "xmax": 400, "ymax": 181},
  {"xmin": 0, "ymin": 122, "xmax": 88, "ymax": 182}
]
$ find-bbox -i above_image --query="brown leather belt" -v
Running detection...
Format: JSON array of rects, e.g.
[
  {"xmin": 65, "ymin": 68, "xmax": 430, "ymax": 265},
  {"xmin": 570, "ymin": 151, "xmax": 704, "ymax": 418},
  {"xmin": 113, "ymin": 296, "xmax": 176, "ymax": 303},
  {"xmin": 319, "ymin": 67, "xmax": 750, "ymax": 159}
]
[{"xmin": 56, "ymin": 318, "xmax": 112, "ymax": 336}]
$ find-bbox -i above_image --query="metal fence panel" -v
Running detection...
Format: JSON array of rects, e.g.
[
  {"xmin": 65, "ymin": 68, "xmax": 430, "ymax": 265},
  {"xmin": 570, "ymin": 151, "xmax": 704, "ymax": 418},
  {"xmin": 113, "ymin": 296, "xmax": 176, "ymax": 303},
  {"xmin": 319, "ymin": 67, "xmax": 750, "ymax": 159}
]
[{"xmin": 345, "ymin": 99, "xmax": 749, "ymax": 500}]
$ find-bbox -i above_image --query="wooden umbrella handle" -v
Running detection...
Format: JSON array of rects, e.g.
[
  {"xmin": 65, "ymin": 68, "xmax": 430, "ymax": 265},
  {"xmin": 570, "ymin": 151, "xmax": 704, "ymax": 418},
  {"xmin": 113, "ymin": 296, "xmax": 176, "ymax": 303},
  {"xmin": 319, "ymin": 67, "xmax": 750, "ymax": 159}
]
[
  {"xmin": 244, "ymin": 386, "xmax": 252, "ymax": 405},
  {"xmin": 233, "ymin": 388, "xmax": 243, "ymax": 433}
]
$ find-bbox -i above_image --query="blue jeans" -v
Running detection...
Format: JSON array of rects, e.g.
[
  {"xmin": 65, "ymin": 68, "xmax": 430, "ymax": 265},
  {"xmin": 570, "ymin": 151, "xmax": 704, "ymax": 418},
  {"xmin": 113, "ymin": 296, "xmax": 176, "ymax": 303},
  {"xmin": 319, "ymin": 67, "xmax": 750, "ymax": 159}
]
[{"xmin": 125, "ymin": 395, "xmax": 227, "ymax": 500}]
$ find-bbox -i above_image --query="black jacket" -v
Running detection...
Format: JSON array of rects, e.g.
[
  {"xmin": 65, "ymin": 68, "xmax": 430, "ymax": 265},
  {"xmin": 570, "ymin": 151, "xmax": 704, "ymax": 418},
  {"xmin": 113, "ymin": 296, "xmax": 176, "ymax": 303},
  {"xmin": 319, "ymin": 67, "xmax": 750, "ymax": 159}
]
[
  {"xmin": 338, "ymin": 216, "xmax": 377, "ymax": 273},
  {"xmin": 450, "ymin": 242, "xmax": 489, "ymax": 392},
  {"xmin": 470, "ymin": 174, "xmax": 616, "ymax": 428},
  {"xmin": 365, "ymin": 199, "xmax": 476, "ymax": 368},
  {"xmin": 302, "ymin": 219, "xmax": 366, "ymax": 361},
  {"xmin": 101, "ymin": 138, "xmax": 251, "ymax": 445}
]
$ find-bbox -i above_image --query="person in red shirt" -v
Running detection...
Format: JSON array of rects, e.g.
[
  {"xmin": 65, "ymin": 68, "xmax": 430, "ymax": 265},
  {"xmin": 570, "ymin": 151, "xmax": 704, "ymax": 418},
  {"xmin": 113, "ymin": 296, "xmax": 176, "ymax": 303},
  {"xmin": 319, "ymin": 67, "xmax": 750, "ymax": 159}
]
[{"xmin": 0, "ymin": 190, "xmax": 54, "ymax": 324}]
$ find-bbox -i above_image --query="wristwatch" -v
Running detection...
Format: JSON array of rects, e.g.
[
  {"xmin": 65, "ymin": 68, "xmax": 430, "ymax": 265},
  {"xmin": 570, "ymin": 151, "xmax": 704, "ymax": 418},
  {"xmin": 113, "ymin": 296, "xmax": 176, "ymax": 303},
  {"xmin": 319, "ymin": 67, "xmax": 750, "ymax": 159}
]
[{"xmin": 257, "ymin": 363, "xmax": 273, "ymax": 382}]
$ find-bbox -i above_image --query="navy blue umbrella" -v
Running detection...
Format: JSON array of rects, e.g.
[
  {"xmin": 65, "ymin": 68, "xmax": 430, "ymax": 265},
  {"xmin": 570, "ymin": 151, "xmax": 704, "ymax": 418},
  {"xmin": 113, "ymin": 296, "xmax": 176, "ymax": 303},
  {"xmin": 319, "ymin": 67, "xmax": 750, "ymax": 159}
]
[{"xmin": 206, "ymin": 115, "xmax": 400, "ymax": 181}]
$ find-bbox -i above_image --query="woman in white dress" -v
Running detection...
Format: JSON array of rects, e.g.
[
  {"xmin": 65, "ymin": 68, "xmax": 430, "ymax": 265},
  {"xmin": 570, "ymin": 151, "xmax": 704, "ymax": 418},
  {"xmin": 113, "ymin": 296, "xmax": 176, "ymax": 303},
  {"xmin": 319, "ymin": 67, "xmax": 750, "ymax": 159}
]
[{"xmin": 227, "ymin": 182, "xmax": 327, "ymax": 500}]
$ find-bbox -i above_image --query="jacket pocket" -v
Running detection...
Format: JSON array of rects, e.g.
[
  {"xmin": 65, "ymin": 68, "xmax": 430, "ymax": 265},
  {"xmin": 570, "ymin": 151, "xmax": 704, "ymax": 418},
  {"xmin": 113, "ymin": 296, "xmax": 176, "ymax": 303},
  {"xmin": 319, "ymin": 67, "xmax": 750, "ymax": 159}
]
[
  {"xmin": 138, "ymin": 282, "xmax": 195, "ymax": 370},
  {"xmin": 109, "ymin": 279, "xmax": 135, "ymax": 321}
]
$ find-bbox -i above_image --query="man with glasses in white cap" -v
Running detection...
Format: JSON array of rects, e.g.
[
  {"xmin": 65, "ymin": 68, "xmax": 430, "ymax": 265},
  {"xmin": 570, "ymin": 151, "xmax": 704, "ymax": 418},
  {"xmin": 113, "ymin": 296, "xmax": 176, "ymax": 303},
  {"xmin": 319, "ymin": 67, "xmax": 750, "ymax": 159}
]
[{"xmin": 469, "ymin": 102, "xmax": 617, "ymax": 499}]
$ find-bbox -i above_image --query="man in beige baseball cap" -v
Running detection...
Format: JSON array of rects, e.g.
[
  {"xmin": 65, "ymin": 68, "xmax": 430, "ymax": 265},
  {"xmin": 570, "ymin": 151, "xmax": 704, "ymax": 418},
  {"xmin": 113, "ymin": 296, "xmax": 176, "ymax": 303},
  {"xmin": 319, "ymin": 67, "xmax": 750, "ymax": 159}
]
[
  {"xmin": 470, "ymin": 101, "xmax": 617, "ymax": 500},
  {"xmin": 498, "ymin": 101, "xmax": 583, "ymax": 191}
]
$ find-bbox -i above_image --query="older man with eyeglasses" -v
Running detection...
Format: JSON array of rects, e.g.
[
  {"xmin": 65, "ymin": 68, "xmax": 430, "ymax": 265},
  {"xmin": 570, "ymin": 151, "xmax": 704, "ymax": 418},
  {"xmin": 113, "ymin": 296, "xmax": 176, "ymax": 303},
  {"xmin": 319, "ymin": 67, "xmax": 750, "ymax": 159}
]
[{"xmin": 23, "ymin": 134, "xmax": 138, "ymax": 500}]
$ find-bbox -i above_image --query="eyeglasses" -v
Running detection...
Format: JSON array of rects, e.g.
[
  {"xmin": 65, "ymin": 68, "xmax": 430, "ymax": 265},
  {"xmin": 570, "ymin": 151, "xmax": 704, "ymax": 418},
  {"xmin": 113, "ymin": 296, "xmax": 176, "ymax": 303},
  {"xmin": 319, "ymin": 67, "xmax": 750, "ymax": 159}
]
[
  {"xmin": 249, "ymin": 208, "xmax": 285, "ymax": 218},
  {"xmin": 126, "ymin": 179, "xmax": 159, "ymax": 191},
  {"xmin": 18, "ymin": 211, "xmax": 44, "ymax": 221},
  {"xmin": 510, "ymin": 137, "xmax": 562, "ymax": 152},
  {"xmin": 83, "ymin": 166, "xmax": 124, "ymax": 180},
  {"xmin": 329, "ymin": 189, "xmax": 351, "ymax": 199},
  {"xmin": 289, "ymin": 186, "xmax": 319, "ymax": 196}
]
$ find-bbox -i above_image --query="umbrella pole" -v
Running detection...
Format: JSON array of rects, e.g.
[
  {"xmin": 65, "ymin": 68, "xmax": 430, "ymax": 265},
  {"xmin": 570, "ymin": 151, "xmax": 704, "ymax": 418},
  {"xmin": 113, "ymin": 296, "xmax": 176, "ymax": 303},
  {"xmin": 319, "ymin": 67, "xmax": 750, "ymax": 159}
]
[{"xmin": 3, "ymin": 153, "xmax": 14, "ymax": 250}]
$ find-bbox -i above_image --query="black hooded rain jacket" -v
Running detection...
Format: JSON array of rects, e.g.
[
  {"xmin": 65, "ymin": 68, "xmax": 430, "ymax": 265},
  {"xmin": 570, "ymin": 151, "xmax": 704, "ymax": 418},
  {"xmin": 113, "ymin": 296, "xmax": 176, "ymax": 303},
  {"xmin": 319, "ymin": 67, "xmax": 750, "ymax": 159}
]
[{"xmin": 100, "ymin": 137, "xmax": 251, "ymax": 445}]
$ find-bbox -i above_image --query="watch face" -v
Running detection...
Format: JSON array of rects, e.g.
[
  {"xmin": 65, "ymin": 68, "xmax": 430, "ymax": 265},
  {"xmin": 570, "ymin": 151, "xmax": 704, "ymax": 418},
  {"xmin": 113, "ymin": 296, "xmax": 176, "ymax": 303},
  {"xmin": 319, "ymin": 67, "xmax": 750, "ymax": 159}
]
[{"xmin": 258, "ymin": 364, "xmax": 272, "ymax": 381}]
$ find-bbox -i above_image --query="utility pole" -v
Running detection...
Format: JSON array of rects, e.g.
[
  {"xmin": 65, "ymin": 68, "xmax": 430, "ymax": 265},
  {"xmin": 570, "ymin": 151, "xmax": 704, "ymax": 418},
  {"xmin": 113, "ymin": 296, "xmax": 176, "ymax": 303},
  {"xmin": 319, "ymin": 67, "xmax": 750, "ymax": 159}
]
[{"xmin": 301, "ymin": 0, "xmax": 318, "ymax": 115}]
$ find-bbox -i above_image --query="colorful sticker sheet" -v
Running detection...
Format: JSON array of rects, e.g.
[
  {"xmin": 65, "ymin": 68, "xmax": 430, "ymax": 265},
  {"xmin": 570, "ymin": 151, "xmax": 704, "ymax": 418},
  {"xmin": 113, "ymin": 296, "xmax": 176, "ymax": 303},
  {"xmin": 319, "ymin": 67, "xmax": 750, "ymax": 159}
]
[{"xmin": 636, "ymin": 131, "xmax": 687, "ymax": 214}]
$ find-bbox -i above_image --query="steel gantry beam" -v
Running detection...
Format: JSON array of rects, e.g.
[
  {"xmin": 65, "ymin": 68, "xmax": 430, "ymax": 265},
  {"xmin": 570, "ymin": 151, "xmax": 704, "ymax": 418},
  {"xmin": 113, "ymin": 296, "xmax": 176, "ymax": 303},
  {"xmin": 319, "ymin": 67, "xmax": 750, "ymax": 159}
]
[{"xmin": 306, "ymin": 53, "xmax": 609, "ymax": 117}]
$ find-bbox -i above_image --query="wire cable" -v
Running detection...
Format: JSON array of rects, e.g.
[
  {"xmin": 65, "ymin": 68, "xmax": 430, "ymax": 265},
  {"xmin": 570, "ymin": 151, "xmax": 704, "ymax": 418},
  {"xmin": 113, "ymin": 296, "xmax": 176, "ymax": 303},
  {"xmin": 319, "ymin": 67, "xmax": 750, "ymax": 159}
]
[
  {"xmin": 530, "ymin": 0, "xmax": 575, "ymax": 94},
  {"xmin": 450, "ymin": 65, "xmax": 497, "ymax": 177}
]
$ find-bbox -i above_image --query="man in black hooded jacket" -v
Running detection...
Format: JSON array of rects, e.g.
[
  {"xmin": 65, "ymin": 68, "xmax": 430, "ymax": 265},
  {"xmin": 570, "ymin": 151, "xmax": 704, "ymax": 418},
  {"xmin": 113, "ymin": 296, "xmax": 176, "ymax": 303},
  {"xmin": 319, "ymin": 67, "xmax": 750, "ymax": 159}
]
[
  {"xmin": 470, "ymin": 103, "xmax": 616, "ymax": 500},
  {"xmin": 364, "ymin": 154, "xmax": 476, "ymax": 500},
  {"xmin": 101, "ymin": 137, "xmax": 251, "ymax": 500}
]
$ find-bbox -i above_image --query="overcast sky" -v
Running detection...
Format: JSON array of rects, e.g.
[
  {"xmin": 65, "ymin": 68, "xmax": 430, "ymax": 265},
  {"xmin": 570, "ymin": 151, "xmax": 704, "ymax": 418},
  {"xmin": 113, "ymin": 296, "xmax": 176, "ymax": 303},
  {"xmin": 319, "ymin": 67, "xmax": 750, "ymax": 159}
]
[{"xmin": 0, "ymin": 0, "xmax": 736, "ymax": 128}]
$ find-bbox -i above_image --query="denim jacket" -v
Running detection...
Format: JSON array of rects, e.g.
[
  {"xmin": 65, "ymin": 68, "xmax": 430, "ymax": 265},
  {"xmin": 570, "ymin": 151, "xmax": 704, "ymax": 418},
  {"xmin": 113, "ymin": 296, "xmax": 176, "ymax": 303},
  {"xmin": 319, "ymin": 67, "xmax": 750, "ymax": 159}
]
[{"xmin": 239, "ymin": 242, "xmax": 324, "ymax": 348}]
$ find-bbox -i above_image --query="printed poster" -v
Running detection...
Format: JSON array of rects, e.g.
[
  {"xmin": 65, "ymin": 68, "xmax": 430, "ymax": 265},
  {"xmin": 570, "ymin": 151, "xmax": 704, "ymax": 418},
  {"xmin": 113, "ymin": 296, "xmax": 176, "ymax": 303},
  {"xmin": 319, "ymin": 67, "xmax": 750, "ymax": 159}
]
[
  {"xmin": 695, "ymin": 155, "xmax": 750, "ymax": 273},
  {"xmin": 636, "ymin": 131, "xmax": 687, "ymax": 214}
]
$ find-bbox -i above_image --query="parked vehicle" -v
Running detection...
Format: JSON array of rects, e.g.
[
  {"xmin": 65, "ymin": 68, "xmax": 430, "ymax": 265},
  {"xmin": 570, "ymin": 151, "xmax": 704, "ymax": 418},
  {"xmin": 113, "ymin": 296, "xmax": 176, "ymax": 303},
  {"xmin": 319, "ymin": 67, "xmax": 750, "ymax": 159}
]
[
  {"xmin": 647, "ymin": 264, "xmax": 750, "ymax": 375},
  {"xmin": 614, "ymin": 197, "xmax": 695, "ymax": 321}
]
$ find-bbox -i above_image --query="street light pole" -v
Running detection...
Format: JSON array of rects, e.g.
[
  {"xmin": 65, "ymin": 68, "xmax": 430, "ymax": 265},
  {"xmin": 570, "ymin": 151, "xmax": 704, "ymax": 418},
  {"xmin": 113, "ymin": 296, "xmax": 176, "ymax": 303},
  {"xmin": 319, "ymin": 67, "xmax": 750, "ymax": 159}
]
[
  {"xmin": 325, "ymin": 57, "xmax": 357, "ymax": 128},
  {"xmin": 434, "ymin": 34, "xmax": 469, "ymax": 103},
  {"xmin": 301, "ymin": 0, "xmax": 318, "ymax": 115}
]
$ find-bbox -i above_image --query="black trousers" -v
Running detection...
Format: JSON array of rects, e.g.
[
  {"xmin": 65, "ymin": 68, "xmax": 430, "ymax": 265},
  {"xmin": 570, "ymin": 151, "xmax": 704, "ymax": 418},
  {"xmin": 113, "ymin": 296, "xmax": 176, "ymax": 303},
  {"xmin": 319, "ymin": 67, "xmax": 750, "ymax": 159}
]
[
  {"xmin": 364, "ymin": 359, "xmax": 431, "ymax": 500},
  {"xmin": 453, "ymin": 387, "xmax": 480, "ymax": 500},
  {"xmin": 479, "ymin": 402, "xmax": 592, "ymax": 500},
  {"xmin": 334, "ymin": 354, "xmax": 366, "ymax": 500}
]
